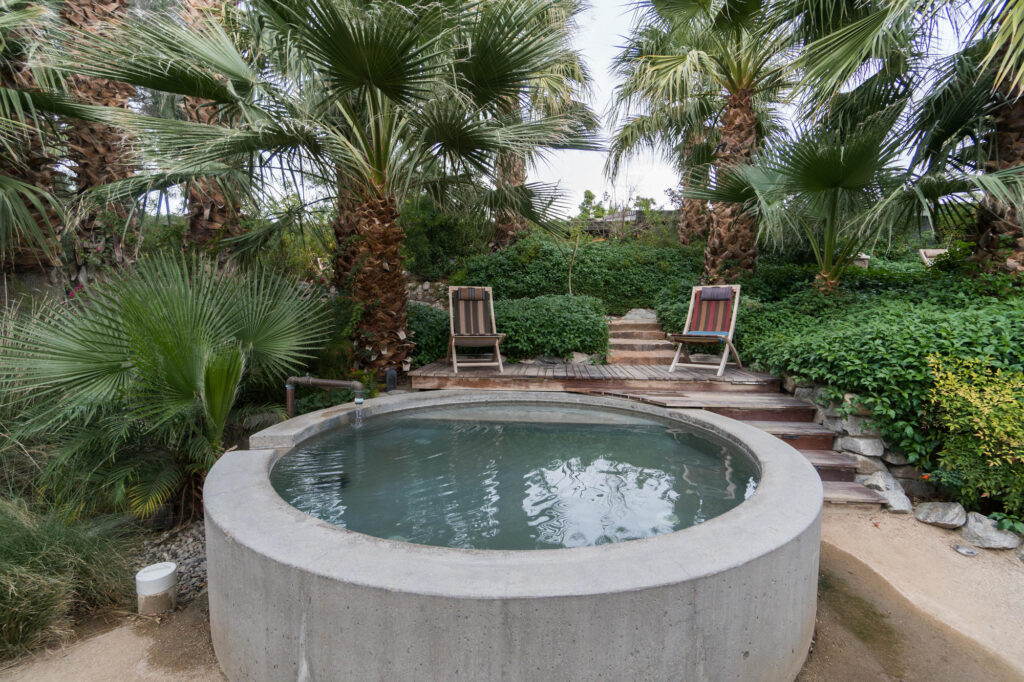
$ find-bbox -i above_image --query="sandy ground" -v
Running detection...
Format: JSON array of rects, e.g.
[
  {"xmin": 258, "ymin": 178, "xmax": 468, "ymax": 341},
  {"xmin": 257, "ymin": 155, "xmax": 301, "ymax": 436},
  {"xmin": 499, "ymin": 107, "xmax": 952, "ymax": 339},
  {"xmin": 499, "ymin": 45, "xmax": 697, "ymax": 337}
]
[{"xmin": 2, "ymin": 507, "xmax": 1022, "ymax": 681}]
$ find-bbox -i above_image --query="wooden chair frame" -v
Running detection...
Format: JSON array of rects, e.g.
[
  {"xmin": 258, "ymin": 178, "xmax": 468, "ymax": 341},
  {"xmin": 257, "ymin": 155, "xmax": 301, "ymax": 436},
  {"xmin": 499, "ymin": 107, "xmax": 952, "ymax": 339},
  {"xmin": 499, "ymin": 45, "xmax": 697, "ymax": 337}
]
[
  {"xmin": 668, "ymin": 285, "xmax": 743, "ymax": 377},
  {"xmin": 447, "ymin": 286, "xmax": 504, "ymax": 374}
]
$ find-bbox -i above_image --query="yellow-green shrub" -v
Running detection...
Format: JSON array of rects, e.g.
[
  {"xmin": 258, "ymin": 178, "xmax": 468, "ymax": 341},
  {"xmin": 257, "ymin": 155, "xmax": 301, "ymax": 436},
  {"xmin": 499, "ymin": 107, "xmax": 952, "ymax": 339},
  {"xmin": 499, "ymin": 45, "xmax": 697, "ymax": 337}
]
[{"xmin": 928, "ymin": 356, "xmax": 1024, "ymax": 514}]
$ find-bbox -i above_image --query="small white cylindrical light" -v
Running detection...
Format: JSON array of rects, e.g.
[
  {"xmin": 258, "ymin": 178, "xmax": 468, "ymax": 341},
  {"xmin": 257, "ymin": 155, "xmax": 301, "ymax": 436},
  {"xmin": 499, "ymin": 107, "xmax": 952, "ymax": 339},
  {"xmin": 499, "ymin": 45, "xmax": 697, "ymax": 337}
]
[{"xmin": 136, "ymin": 562, "xmax": 178, "ymax": 615}]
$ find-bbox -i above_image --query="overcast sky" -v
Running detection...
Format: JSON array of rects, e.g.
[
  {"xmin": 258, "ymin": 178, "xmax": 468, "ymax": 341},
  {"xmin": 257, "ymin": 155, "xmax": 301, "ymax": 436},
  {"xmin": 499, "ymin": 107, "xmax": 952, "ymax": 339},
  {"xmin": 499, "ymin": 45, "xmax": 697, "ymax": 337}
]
[{"xmin": 531, "ymin": 0, "xmax": 680, "ymax": 217}]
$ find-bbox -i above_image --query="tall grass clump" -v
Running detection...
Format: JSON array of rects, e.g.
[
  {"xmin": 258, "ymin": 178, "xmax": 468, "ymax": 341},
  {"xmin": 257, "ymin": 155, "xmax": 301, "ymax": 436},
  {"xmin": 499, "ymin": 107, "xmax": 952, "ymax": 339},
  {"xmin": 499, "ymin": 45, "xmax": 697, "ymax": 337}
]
[{"xmin": 0, "ymin": 498, "xmax": 131, "ymax": 660}]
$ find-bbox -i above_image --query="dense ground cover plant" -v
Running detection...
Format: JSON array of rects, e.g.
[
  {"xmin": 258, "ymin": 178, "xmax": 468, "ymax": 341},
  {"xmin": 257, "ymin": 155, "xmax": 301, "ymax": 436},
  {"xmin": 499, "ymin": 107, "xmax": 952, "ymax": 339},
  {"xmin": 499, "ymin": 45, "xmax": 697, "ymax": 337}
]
[
  {"xmin": 734, "ymin": 290, "xmax": 1024, "ymax": 463},
  {"xmin": 459, "ymin": 234, "xmax": 702, "ymax": 314},
  {"xmin": 927, "ymin": 357, "xmax": 1024, "ymax": 514},
  {"xmin": 0, "ymin": 498, "xmax": 130, "ymax": 659},
  {"xmin": 408, "ymin": 294, "xmax": 608, "ymax": 366},
  {"xmin": 0, "ymin": 256, "xmax": 329, "ymax": 519},
  {"xmin": 400, "ymin": 196, "xmax": 494, "ymax": 282}
]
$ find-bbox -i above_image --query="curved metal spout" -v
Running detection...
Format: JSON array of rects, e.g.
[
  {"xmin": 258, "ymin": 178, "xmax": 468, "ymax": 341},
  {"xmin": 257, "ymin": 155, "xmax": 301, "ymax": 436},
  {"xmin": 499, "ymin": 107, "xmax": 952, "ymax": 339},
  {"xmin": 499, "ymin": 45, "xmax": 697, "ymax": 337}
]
[{"xmin": 285, "ymin": 376, "xmax": 365, "ymax": 417}]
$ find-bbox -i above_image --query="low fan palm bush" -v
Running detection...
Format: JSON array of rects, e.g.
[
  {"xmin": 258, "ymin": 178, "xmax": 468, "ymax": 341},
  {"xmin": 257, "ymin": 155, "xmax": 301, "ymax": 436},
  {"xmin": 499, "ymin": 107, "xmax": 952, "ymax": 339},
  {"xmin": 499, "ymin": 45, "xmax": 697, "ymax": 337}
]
[
  {"xmin": 927, "ymin": 357, "xmax": 1024, "ymax": 515},
  {"xmin": 0, "ymin": 256, "xmax": 329, "ymax": 519},
  {"xmin": 0, "ymin": 498, "xmax": 131, "ymax": 659}
]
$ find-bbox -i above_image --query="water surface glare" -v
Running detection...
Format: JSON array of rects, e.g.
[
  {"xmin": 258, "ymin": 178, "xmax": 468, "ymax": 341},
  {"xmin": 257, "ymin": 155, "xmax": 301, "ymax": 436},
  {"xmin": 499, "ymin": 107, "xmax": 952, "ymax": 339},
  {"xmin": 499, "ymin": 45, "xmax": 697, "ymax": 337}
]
[{"xmin": 270, "ymin": 404, "xmax": 759, "ymax": 550}]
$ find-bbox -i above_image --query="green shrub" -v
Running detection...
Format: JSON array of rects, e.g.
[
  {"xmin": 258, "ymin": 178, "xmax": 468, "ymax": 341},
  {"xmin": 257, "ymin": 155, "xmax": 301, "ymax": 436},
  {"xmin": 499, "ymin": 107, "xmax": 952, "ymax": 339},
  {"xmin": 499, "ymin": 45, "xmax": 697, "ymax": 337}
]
[
  {"xmin": 737, "ymin": 295, "xmax": 1024, "ymax": 462},
  {"xmin": 927, "ymin": 357, "xmax": 1024, "ymax": 514},
  {"xmin": 494, "ymin": 295, "xmax": 608, "ymax": 361},
  {"xmin": 408, "ymin": 303, "xmax": 450, "ymax": 368},
  {"xmin": 400, "ymin": 196, "xmax": 493, "ymax": 281},
  {"xmin": 459, "ymin": 234, "xmax": 702, "ymax": 314},
  {"xmin": 407, "ymin": 295, "xmax": 609, "ymax": 365},
  {"xmin": 0, "ymin": 499, "xmax": 131, "ymax": 659}
]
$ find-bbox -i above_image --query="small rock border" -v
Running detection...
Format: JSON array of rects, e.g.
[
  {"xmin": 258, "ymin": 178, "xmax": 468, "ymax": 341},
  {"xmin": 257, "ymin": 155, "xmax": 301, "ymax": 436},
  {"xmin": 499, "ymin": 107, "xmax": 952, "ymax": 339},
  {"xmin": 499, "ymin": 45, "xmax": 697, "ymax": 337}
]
[{"xmin": 134, "ymin": 520, "xmax": 207, "ymax": 604}]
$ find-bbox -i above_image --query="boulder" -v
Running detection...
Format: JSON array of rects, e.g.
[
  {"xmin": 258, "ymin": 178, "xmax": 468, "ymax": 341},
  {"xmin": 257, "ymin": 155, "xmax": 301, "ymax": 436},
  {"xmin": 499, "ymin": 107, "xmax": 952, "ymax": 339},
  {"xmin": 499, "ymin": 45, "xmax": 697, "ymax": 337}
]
[
  {"xmin": 852, "ymin": 454, "xmax": 888, "ymax": 475},
  {"xmin": 782, "ymin": 375, "xmax": 796, "ymax": 394},
  {"xmin": 571, "ymin": 352, "xmax": 594, "ymax": 364},
  {"xmin": 882, "ymin": 449, "xmax": 910, "ymax": 465},
  {"xmin": 1018, "ymin": 544, "xmax": 1024, "ymax": 562},
  {"xmin": 960, "ymin": 512, "xmax": 1023, "ymax": 550},
  {"xmin": 862, "ymin": 471, "xmax": 912, "ymax": 513},
  {"xmin": 843, "ymin": 393, "xmax": 873, "ymax": 416},
  {"xmin": 841, "ymin": 415, "xmax": 881, "ymax": 437},
  {"xmin": 820, "ymin": 416, "xmax": 843, "ymax": 433},
  {"xmin": 839, "ymin": 436, "xmax": 885, "ymax": 458},
  {"xmin": 914, "ymin": 502, "xmax": 967, "ymax": 529}
]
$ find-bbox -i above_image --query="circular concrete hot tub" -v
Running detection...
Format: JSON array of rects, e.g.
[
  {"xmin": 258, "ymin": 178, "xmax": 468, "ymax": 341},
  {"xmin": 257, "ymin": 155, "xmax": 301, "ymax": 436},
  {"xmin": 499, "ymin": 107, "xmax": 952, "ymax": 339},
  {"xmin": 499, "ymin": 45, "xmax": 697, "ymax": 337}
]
[{"xmin": 204, "ymin": 391, "xmax": 822, "ymax": 681}]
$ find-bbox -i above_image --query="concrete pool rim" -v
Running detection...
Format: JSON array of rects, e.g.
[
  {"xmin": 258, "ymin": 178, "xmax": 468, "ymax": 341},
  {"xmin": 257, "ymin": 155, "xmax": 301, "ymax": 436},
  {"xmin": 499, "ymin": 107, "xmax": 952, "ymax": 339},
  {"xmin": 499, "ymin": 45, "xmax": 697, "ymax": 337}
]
[{"xmin": 205, "ymin": 390, "xmax": 823, "ymax": 600}]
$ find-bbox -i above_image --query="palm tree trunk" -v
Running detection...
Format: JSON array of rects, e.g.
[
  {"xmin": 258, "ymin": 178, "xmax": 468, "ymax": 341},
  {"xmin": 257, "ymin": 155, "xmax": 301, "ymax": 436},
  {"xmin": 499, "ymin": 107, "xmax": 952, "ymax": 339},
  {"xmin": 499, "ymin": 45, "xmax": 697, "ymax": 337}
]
[
  {"xmin": 61, "ymin": 0, "xmax": 135, "ymax": 279},
  {"xmin": 703, "ymin": 89, "xmax": 758, "ymax": 283},
  {"xmin": 491, "ymin": 96, "xmax": 529, "ymax": 250},
  {"xmin": 181, "ymin": 0, "xmax": 241, "ymax": 248},
  {"xmin": 969, "ymin": 69, "xmax": 1024, "ymax": 276},
  {"xmin": 332, "ymin": 195, "xmax": 413, "ymax": 374},
  {"xmin": 492, "ymin": 152, "xmax": 529, "ymax": 250}
]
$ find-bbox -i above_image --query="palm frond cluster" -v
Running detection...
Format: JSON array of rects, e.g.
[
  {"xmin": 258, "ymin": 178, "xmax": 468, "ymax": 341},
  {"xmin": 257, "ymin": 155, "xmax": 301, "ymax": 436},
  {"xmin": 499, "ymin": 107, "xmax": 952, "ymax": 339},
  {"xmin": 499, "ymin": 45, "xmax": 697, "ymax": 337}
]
[{"xmin": 609, "ymin": 0, "xmax": 1024, "ymax": 285}]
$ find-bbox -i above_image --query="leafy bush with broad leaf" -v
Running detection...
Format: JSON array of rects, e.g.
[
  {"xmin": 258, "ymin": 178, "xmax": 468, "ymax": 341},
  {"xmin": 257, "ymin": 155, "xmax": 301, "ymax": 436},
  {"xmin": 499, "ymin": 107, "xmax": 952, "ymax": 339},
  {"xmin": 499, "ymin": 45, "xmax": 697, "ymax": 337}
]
[
  {"xmin": 735, "ymin": 292, "xmax": 1024, "ymax": 463},
  {"xmin": 0, "ymin": 498, "xmax": 131, "ymax": 659},
  {"xmin": 0, "ymin": 256, "xmax": 329, "ymax": 519},
  {"xmin": 458, "ymin": 234, "xmax": 703, "ymax": 314},
  {"xmin": 926, "ymin": 357, "xmax": 1024, "ymax": 514},
  {"xmin": 408, "ymin": 295, "xmax": 609, "ymax": 365}
]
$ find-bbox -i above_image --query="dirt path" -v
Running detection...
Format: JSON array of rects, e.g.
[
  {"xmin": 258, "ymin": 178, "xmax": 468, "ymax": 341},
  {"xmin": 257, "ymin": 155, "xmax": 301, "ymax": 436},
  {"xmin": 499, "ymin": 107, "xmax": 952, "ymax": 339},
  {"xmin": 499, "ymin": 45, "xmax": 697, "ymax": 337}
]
[{"xmin": 0, "ymin": 596, "xmax": 223, "ymax": 682}]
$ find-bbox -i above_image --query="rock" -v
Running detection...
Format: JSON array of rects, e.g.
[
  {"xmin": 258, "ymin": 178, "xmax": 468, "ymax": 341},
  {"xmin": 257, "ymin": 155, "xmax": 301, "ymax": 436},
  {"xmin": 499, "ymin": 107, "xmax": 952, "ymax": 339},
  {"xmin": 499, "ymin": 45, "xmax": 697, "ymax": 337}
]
[
  {"xmin": 782, "ymin": 375, "xmax": 796, "ymax": 394},
  {"xmin": 862, "ymin": 471, "xmax": 912, "ymax": 513},
  {"xmin": 899, "ymin": 478, "xmax": 938, "ymax": 499},
  {"xmin": 953, "ymin": 544, "xmax": 978, "ymax": 557},
  {"xmin": 843, "ymin": 393, "xmax": 873, "ymax": 416},
  {"xmin": 841, "ymin": 415, "xmax": 881, "ymax": 437},
  {"xmin": 961, "ymin": 512, "xmax": 1023, "ymax": 549},
  {"xmin": 819, "ymin": 416, "xmax": 843, "ymax": 433},
  {"xmin": 851, "ymin": 454, "xmax": 888, "ymax": 475},
  {"xmin": 914, "ymin": 502, "xmax": 967, "ymax": 529},
  {"xmin": 1018, "ymin": 544, "xmax": 1024, "ymax": 562},
  {"xmin": 823, "ymin": 400, "xmax": 843, "ymax": 418},
  {"xmin": 887, "ymin": 465, "xmax": 920, "ymax": 479},
  {"xmin": 882, "ymin": 449, "xmax": 910, "ymax": 465},
  {"xmin": 839, "ymin": 436, "xmax": 885, "ymax": 458},
  {"xmin": 621, "ymin": 308, "xmax": 657, "ymax": 319},
  {"xmin": 571, "ymin": 352, "xmax": 593, "ymax": 364}
]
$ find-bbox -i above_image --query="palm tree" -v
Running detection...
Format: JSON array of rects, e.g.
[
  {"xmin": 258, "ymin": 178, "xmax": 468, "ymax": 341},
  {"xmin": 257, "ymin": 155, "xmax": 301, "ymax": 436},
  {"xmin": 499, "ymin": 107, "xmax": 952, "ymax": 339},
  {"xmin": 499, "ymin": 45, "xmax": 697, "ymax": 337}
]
[
  {"xmin": 47, "ymin": 0, "xmax": 597, "ymax": 373},
  {"xmin": 787, "ymin": 0, "xmax": 1024, "ymax": 275},
  {"xmin": 180, "ymin": 0, "xmax": 242, "ymax": 247},
  {"xmin": 614, "ymin": 0, "xmax": 792, "ymax": 282},
  {"xmin": 0, "ymin": 0, "xmax": 62, "ymax": 268},
  {"xmin": 690, "ymin": 121, "xmax": 909, "ymax": 289},
  {"xmin": 59, "ymin": 0, "xmax": 136, "ymax": 260},
  {"xmin": 2, "ymin": 256, "xmax": 329, "ymax": 518},
  {"xmin": 488, "ymin": 0, "xmax": 595, "ymax": 250}
]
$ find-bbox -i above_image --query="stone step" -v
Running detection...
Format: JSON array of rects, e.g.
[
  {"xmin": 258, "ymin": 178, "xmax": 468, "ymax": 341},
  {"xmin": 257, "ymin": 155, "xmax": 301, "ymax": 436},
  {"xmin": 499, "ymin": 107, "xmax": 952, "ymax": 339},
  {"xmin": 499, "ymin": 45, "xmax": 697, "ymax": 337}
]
[
  {"xmin": 608, "ymin": 338, "xmax": 677, "ymax": 352},
  {"xmin": 801, "ymin": 450, "xmax": 857, "ymax": 482},
  {"xmin": 607, "ymin": 320, "xmax": 663, "ymax": 332},
  {"xmin": 823, "ymin": 481, "xmax": 886, "ymax": 506},
  {"xmin": 606, "ymin": 350, "xmax": 676, "ymax": 365},
  {"xmin": 745, "ymin": 420, "xmax": 836, "ymax": 451},
  {"xmin": 608, "ymin": 329, "xmax": 668, "ymax": 340},
  {"xmin": 611, "ymin": 391, "xmax": 817, "ymax": 422}
]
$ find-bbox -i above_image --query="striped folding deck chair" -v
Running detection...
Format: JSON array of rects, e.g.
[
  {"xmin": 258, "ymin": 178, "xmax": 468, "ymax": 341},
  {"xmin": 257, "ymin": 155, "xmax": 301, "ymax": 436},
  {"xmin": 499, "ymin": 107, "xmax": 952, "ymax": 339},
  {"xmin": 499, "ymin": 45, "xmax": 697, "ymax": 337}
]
[
  {"xmin": 668, "ymin": 285, "xmax": 742, "ymax": 377},
  {"xmin": 447, "ymin": 286, "xmax": 505, "ymax": 374}
]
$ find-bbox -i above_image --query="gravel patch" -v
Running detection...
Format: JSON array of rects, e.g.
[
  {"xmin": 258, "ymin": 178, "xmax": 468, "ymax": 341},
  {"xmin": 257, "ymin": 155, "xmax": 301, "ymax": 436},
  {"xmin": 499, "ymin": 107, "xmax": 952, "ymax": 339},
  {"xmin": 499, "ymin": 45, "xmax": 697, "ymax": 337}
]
[{"xmin": 135, "ymin": 521, "xmax": 207, "ymax": 604}]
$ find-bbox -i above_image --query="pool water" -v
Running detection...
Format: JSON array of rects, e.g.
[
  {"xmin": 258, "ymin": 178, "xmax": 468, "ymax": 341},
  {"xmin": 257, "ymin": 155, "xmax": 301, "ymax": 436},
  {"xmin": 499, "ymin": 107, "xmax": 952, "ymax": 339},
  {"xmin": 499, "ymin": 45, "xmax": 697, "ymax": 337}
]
[{"xmin": 270, "ymin": 404, "xmax": 759, "ymax": 550}]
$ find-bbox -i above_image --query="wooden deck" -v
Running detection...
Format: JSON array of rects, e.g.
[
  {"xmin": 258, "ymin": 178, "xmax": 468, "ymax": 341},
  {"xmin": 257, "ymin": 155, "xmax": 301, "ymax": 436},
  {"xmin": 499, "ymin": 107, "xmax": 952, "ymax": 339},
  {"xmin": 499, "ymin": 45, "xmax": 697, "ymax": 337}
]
[{"xmin": 409, "ymin": 361, "xmax": 780, "ymax": 392}]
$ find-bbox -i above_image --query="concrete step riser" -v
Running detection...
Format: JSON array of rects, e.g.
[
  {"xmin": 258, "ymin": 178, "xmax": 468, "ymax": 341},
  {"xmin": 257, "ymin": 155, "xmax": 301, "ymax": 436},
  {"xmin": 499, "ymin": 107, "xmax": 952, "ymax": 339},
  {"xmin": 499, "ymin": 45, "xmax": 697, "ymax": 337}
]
[
  {"xmin": 609, "ymin": 342, "xmax": 676, "ymax": 352},
  {"xmin": 609, "ymin": 330, "xmax": 668, "ymax": 340},
  {"xmin": 608, "ymin": 321, "xmax": 663, "ymax": 332},
  {"xmin": 706, "ymin": 406, "xmax": 817, "ymax": 423}
]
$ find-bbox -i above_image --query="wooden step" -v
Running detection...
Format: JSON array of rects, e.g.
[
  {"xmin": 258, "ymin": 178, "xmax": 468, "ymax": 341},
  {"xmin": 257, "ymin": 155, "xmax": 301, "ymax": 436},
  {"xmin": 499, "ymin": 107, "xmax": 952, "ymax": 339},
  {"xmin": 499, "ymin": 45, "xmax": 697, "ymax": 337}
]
[
  {"xmin": 823, "ymin": 481, "xmax": 886, "ymax": 506},
  {"xmin": 801, "ymin": 450, "xmax": 857, "ymax": 482},
  {"xmin": 608, "ymin": 338, "xmax": 677, "ymax": 352},
  {"xmin": 607, "ymin": 320, "xmax": 663, "ymax": 332},
  {"xmin": 608, "ymin": 329, "xmax": 668, "ymax": 340},
  {"xmin": 606, "ymin": 350, "xmax": 676, "ymax": 365},
  {"xmin": 745, "ymin": 420, "xmax": 836, "ymax": 451},
  {"xmin": 607, "ymin": 391, "xmax": 817, "ymax": 422}
]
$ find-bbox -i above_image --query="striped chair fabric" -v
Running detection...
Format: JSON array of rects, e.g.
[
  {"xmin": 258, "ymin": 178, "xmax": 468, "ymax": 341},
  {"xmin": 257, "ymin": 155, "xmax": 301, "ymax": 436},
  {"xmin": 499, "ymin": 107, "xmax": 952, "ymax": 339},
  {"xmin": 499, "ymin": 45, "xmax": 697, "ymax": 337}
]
[
  {"xmin": 452, "ymin": 287, "xmax": 495, "ymax": 335},
  {"xmin": 688, "ymin": 286, "xmax": 734, "ymax": 336}
]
